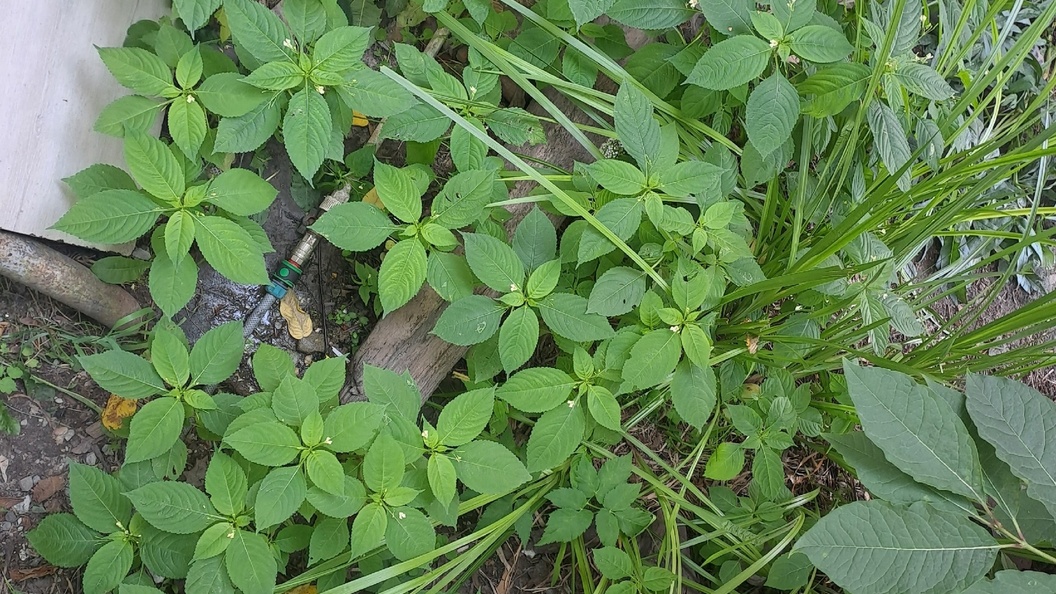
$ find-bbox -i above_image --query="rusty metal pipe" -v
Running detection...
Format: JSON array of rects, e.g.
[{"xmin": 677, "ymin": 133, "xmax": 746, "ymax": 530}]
[{"xmin": 0, "ymin": 230, "xmax": 141, "ymax": 328}]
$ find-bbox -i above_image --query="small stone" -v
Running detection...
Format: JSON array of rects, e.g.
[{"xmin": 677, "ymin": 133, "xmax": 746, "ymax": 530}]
[
  {"xmin": 297, "ymin": 332, "xmax": 325, "ymax": 354},
  {"xmin": 12, "ymin": 495, "xmax": 31, "ymax": 513},
  {"xmin": 84, "ymin": 452, "xmax": 97, "ymax": 466},
  {"xmin": 18, "ymin": 476, "xmax": 35, "ymax": 491}
]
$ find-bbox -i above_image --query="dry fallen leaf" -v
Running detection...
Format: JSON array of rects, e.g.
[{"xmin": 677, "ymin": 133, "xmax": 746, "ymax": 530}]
[
  {"xmin": 352, "ymin": 110, "xmax": 369, "ymax": 127},
  {"xmin": 10, "ymin": 565, "xmax": 58, "ymax": 581},
  {"xmin": 102, "ymin": 395, "xmax": 137, "ymax": 431},
  {"xmin": 31, "ymin": 475, "xmax": 65, "ymax": 503},
  {"xmin": 280, "ymin": 291, "xmax": 314, "ymax": 340},
  {"xmin": 746, "ymin": 335, "xmax": 759, "ymax": 355},
  {"xmin": 285, "ymin": 585, "xmax": 317, "ymax": 594},
  {"xmin": 362, "ymin": 187, "xmax": 384, "ymax": 209}
]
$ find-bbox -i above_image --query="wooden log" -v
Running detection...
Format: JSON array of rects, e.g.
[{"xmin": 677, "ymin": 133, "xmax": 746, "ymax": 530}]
[{"xmin": 340, "ymin": 89, "xmax": 599, "ymax": 404}]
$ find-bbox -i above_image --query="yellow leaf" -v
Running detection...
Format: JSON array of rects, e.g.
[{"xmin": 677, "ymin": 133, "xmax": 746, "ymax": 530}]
[
  {"xmin": 280, "ymin": 291, "xmax": 314, "ymax": 340},
  {"xmin": 362, "ymin": 187, "xmax": 384, "ymax": 209},
  {"xmin": 102, "ymin": 395, "xmax": 137, "ymax": 431},
  {"xmin": 285, "ymin": 586, "xmax": 317, "ymax": 594},
  {"xmin": 352, "ymin": 111, "xmax": 369, "ymax": 127}
]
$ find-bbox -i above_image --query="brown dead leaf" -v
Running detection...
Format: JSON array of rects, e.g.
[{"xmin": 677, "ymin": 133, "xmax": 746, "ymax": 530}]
[
  {"xmin": 10, "ymin": 565, "xmax": 58, "ymax": 581},
  {"xmin": 0, "ymin": 496, "xmax": 22, "ymax": 509},
  {"xmin": 280, "ymin": 291, "xmax": 313, "ymax": 340},
  {"xmin": 746, "ymin": 335, "xmax": 759, "ymax": 354},
  {"xmin": 31, "ymin": 476, "xmax": 65, "ymax": 503},
  {"xmin": 362, "ymin": 187, "xmax": 384, "ymax": 209},
  {"xmin": 285, "ymin": 585, "xmax": 317, "ymax": 594},
  {"xmin": 102, "ymin": 395, "xmax": 137, "ymax": 431}
]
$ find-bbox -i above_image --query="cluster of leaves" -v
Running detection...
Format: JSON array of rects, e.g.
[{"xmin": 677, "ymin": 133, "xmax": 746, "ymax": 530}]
[{"xmin": 797, "ymin": 362, "xmax": 1056, "ymax": 594}]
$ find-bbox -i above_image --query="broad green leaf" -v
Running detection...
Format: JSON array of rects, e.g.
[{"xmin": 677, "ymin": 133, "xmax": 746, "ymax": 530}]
[
  {"xmin": 789, "ymin": 24, "xmax": 853, "ymax": 63},
  {"xmin": 169, "ymin": 97, "xmax": 208, "ymax": 158},
  {"xmin": 497, "ymin": 367, "xmax": 575, "ymax": 413},
  {"xmin": 97, "ymin": 47, "xmax": 176, "ymax": 97},
  {"xmin": 52, "ymin": 190, "xmax": 161, "ymax": 244},
  {"xmin": 657, "ymin": 160, "xmax": 721, "ymax": 198},
  {"xmin": 526, "ymin": 259, "xmax": 561, "ymax": 300},
  {"xmin": 83, "ymin": 540, "xmax": 134, "ymax": 594},
  {"xmin": 255, "ymin": 466, "xmax": 307, "ymax": 528},
  {"xmin": 614, "ymin": 84, "xmax": 662, "ymax": 173},
  {"xmin": 671, "ymin": 361, "xmax": 715, "ymax": 429},
  {"xmin": 63, "ymin": 164, "xmax": 137, "ymax": 199},
  {"xmin": 699, "ymin": 0, "xmax": 752, "ymax": 35},
  {"xmin": 606, "ymin": 0, "xmax": 694, "ymax": 29},
  {"xmin": 380, "ymin": 103, "xmax": 451, "ymax": 142},
  {"xmin": 324, "ymin": 401, "xmax": 385, "ymax": 452},
  {"xmin": 622, "ymin": 329, "xmax": 682, "ymax": 390},
  {"xmin": 78, "ymin": 350, "xmax": 165, "ymax": 399},
  {"xmin": 428, "ymin": 453, "xmax": 457, "ymax": 504},
  {"xmin": 252, "ymin": 343, "xmax": 295, "ymax": 391},
  {"xmin": 745, "ymin": 74, "xmax": 799, "ymax": 157},
  {"xmin": 272, "ymin": 375, "xmax": 318, "ymax": 426},
  {"xmin": 587, "ymin": 385, "xmax": 622, "ymax": 430},
  {"xmin": 431, "ymin": 169, "xmax": 495, "ymax": 229},
  {"xmin": 196, "ymin": 73, "xmax": 271, "ymax": 117},
  {"xmin": 189, "ymin": 321, "xmax": 244, "ymax": 385},
  {"xmin": 687, "ymin": 35, "xmax": 771, "ymax": 90},
  {"xmin": 205, "ymin": 168, "xmax": 278, "ymax": 216},
  {"xmin": 378, "ymin": 240, "xmax": 427, "ymax": 314},
  {"xmin": 284, "ymin": 87, "xmax": 333, "ymax": 180},
  {"xmin": 584, "ymin": 160, "xmax": 647, "ymax": 195},
  {"xmin": 26, "ymin": 514, "xmax": 103, "ymax": 567},
  {"xmin": 164, "ymin": 210, "xmax": 196, "ymax": 268},
  {"xmin": 485, "ymin": 107, "xmax": 544, "ymax": 145},
  {"xmin": 308, "ymin": 517, "xmax": 349, "ymax": 566},
  {"xmin": 527, "ymin": 402, "xmax": 586, "ymax": 472},
  {"xmin": 798, "ymin": 62, "xmax": 871, "ymax": 117},
  {"xmin": 214, "ymin": 95, "xmax": 283, "ymax": 152},
  {"xmin": 310, "ymin": 202, "xmax": 396, "ymax": 251},
  {"xmin": 362, "ymin": 365, "xmax": 420, "ymax": 420},
  {"xmin": 750, "ymin": 11, "xmax": 784, "ymax": 39},
  {"xmin": 306, "ymin": 449, "xmax": 345, "ymax": 495},
  {"xmin": 826, "ymin": 432, "xmax": 972, "ymax": 515},
  {"xmin": 704, "ymin": 442, "xmax": 744, "ymax": 480},
  {"xmin": 94, "ymin": 95, "xmax": 162, "ymax": 137},
  {"xmin": 222, "ymin": 0, "xmax": 292, "ymax": 64},
  {"xmin": 364, "ymin": 434, "xmax": 405, "ymax": 492},
  {"xmin": 385, "ymin": 506, "xmax": 435, "ymax": 561},
  {"xmin": 124, "ymin": 134, "xmax": 184, "ymax": 202},
  {"xmin": 336, "ymin": 68, "xmax": 417, "ymax": 118},
  {"xmin": 568, "ymin": 0, "xmax": 616, "ymax": 28},
  {"xmin": 538, "ymin": 507, "xmax": 593, "ymax": 545},
  {"xmin": 224, "ymin": 421, "xmax": 301, "ymax": 466},
  {"xmin": 194, "ymin": 215, "xmax": 268, "ymax": 285},
  {"xmin": 351, "ymin": 502, "xmax": 387, "ymax": 556},
  {"xmin": 126, "ymin": 397, "xmax": 184, "ymax": 463},
  {"xmin": 537, "ymin": 293, "xmax": 615, "ymax": 342},
  {"xmin": 680, "ymin": 323, "xmax": 712, "ymax": 368},
  {"xmin": 893, "ymin": 63, "xmax": 956, "ymax": 101},
  {"xmin": 308, "ymin": 476, "xmax": 366, "ymax": 518},
  {"xmin": 624, "ymin": 43, "xmax": 681, "ymax": 99},
  {"xmin": 450, "ymin": 118, "xmax": 487, "ymax": 172},
  {"xmin": 225, "ymin": 529, "xmax": 277, "ymax": 594},
  {"xmin": 427, "ymin": 252, "xmax": 475, "ymax": 302},
  {"xmin": 303, "ymin": 355, "xmax": 347, "ymax": 402},
  {"xmin": 843, "ymin": 361, "xmax": 984, "ymax": 502},
  {"xmin": 150, "ymin": 237, "xmax": 197, "ymax": 318},
  {"xmin": 92, "ymin": 256, "xmax": 150, "ymax": 284},
  {"xmin": 752, "ymin": 447, "xmax": 790, "ymax": 500},
  {"xmin": 174, "ymin": 0, "xmax": 222, "ymax": 34},
  {"xmin": 374, "ymin": 161, "xmax": 422, "ymax": 223},
  {"xmin": 966, "ymin": 374, "xmax": 1056, "ymax": 520},
  {"xmin": 125, "ymin": 482, "xmax": 217, "ymax": 533},
  {"xmin": 312, "ymin": 26, "xmax": 372, "ymax": 74},
  {"xmin": 513, "ymin": 207, "xmax": 557, "ymax": 271},
  {"xmin": 463, "ymin": 232, "xmax": 525, "ymax": 293},
  {"xmin": 436, "ymin": 387, "xmax": 494, "ymax": 446},
  {"xmin": 432, "ymin": 295, "xmax": 504, "ymax": 346},
  {"xmin": 453, "ymin": 440, "xmax": 531, "ymax": 493},
  {"xmin": 499, "ymin": 307, "xmax": 539, "ymax": 373},
  {"xmin": 138, "ymin": 526, "xmax": 196, "ymax": 578},
  {"xmin": 594, "ymin": 547, "xmax": 633, "ymax": 580},
  {"xmin": 204, "ymin": 452, "xmax": 247, "ymax": 516},
  {"xmin": 69, "ymin": 463, "xmax": 131, "ymax": 535},
  {"xmin": 795, "ymin": 501, "xmax": 998, "ymax": 594},
  {"xmin": 577, "ymin": 198, "xmax": 643, "ymax": 264},
  {"xmin": 587, "ymin": 266, "xmax": 646, "ymax": 316},
  {"xmin": 961, "ymin": 570, "xmax": 1056, "ymax": 593}
]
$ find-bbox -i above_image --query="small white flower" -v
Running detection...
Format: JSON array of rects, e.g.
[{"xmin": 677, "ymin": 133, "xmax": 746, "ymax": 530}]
[
  {"xmin": 509, "ymin": 283, "xmax": 518, "ymax": 292},
  {"xmin": 567, "ymin": 400, "xmax": 575, "ymax": 408},
  {"xmin": 324, "ymin": 437, "xmax": 333, "ymax": 445},
  {"xmin": 283, "ymin": 38, "xmax": 296, "ymax": 50},
  {"xmin": 670, "ymin": 325, "xmax": 680, "ymax": 333},
  {"xmin": 769, "ymin": 39, "xmax": 779, "ymax": 49},
  {"xmin": 421, "ymin": 429, "xmax": 429, "ymax": 439},
  {"xmin": 227, "ymin": 529, "xmax": 236, "ymax": 539},
  {"xmin": 186, "ymin": 95, "xmax": 196, "ymax": 103},
  {"xmin": 398, "ymin": 512, "xmax": 407, "ymax": 519},
  {"xmin": 315, "ymin": 85, "xmax": 326, "ymax": 95}
]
